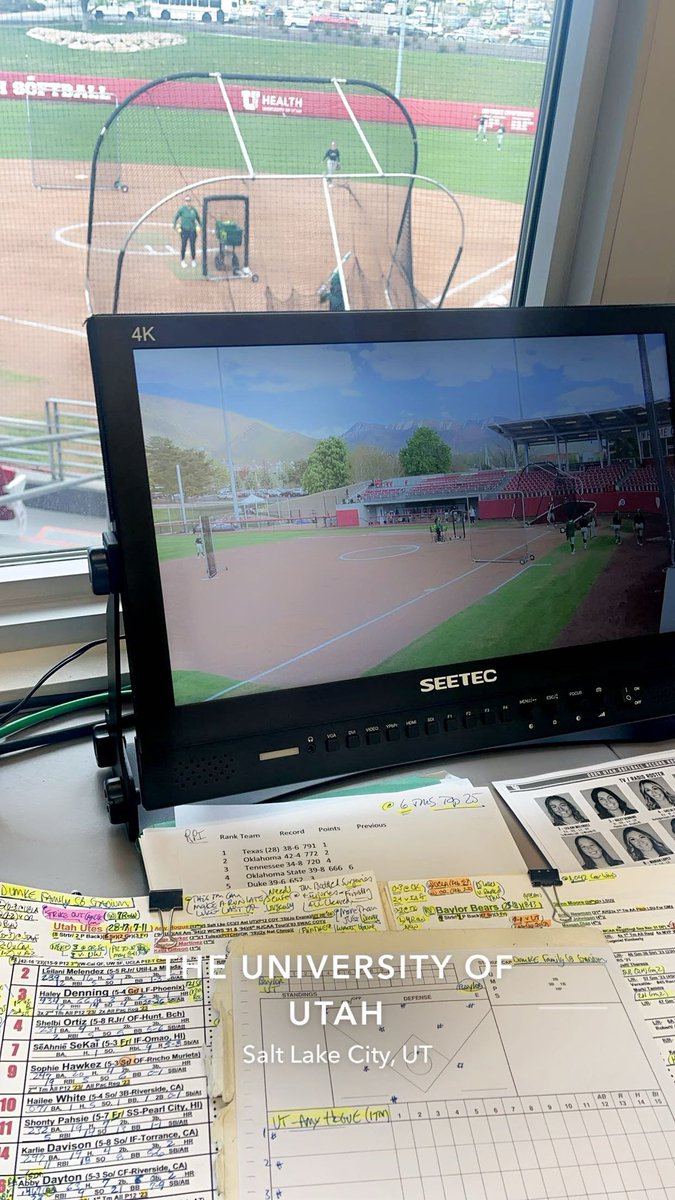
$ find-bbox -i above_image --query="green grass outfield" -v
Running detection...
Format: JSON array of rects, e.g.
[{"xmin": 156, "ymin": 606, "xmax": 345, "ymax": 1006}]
[
  {"xmin": 172, "ymin": 667, "xmax": 270, "ymax": 702},
  {"xmin": 156, "ymin": 525, "xmax": 369, "ymax": 561},
  {"xmin": 8, "ymin": 101, "xmax": 533, "ymax": 203},
  {"xmin": 364, "ymin": 534, "xmax": 618, "ymax": 675},
  {"xmin": 5, "ymin": 30, "xmax": 541, "ymax": 203},
  {"xmin": 4, "ymin": 26, "xmax": 545, "ymax": 104}
]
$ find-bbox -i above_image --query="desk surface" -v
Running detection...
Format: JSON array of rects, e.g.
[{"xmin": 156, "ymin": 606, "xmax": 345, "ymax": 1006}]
[{"xmin": 2, "ymin": 735, "xmax": 669, "ymax": 897}]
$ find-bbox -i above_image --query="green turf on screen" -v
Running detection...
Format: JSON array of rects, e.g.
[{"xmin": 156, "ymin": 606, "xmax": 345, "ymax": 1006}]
[{"xmin": 364, "ymin": 535, "xmax": 618, "ymax": 675}]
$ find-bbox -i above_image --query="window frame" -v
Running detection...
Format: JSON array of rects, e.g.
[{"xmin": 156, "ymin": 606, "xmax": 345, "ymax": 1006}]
[{"xmin": 0, "ymin": 0, "xmax": 653, "ymax": 660}]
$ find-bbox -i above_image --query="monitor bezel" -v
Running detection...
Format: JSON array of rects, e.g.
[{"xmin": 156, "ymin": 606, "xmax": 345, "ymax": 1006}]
[{"xmin": 87, "ymin": 305, "xmax": 675, "ymax": 776}]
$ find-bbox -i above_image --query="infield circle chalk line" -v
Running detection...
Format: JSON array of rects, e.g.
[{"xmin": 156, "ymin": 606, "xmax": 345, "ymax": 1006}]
[
  {"xmin": 0, "ymin": 314, "xmax": 87, "ymax": 339},
  {"xmin": 339, "ymin": 543, "xmax": 420, "ymax": 561},
  {"xmin": 207, "ymin": 526, "xmax": 552, "ymax": 699},
  {"xmin": 56, "ymin": 220, "xmax": 229, "ymax": 257},
  {"xmin": 56, "ymin": 220, "xmax": 175, "ymax": 256}
]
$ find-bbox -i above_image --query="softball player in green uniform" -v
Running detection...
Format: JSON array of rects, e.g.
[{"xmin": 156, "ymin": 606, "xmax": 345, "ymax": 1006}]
[{"xmin": 173, "ymin": 195, "xmax": 201, "ymax": 269}]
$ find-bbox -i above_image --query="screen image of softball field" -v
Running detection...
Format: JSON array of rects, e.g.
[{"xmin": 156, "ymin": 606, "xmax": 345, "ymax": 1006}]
[{"xmin": 134, "ymin": 331, "xmax": 675, "ymax": 706}]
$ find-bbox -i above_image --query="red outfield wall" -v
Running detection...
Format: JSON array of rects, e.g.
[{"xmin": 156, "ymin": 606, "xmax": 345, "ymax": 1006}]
[
  {"xmin": 479, "ymin": 491, "xmax": 663, "ymax": 520},
  {"xmin": 0, "ymin": 70, "xmax": 538, "ymax": 133}
]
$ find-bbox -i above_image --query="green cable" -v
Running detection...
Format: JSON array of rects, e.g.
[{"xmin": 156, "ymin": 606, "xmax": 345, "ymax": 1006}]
[{"xmin": 0, "ymin": 690, "xmax": 132, "ymax": 739}]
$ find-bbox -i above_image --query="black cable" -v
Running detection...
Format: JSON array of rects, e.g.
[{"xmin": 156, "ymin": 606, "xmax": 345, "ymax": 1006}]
[
  {"xmin": 0, "ymin": 638, "xmax": 106, "ymax": 732},
  {"xmin": 0, "ymin": 722, "xmax": 97, "ymax": 756}
]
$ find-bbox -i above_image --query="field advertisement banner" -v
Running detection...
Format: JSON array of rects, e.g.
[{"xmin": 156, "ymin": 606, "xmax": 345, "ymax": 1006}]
[{"xmin": 0, "ymin": 70, "xmax": 538, "ymax": 133}]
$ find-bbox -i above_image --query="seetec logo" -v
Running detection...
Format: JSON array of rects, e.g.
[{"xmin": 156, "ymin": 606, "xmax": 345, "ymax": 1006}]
[{"xmin": 419, "ymin": 669, "xmax": 498, "ymax": 693}]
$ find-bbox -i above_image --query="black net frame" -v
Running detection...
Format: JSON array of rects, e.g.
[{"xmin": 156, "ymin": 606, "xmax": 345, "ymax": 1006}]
[{"xmin": 85, "ymin": 72, "xmax": 464, "ymax": 315}]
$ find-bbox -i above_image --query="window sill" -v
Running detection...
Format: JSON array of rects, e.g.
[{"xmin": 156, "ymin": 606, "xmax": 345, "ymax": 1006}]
[{"xmin": 0, "ymin": 557, "xmax": 106, "ymax": 653}]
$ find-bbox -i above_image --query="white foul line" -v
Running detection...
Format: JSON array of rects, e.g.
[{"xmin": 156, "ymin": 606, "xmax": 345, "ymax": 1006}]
[
  {"xmin": 431, "ymin": 254, "xmax": 516, "ymax": 307},
  {"xmin": 0, "ymin": 315, "xmax": 86, "ymax": 339},
  {"xmin": 333, "ymin": 78, "xmax": 383, "ymax": 175},
  {"xmin": 321, "ymin": 177, "xmax": 350, "ymax": 312},
  {"xmin": 206, "ymin": 528, "xmax": 551, "ymax": 699},
  {"xmin": 213, "ymin": 73, "xmax": 255, "ymax": 177}
]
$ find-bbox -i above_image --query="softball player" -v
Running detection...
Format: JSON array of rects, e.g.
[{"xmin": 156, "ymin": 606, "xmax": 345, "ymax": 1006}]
[{"xmin": 323, "ymin": 141, "xmax": 340, "ymax": 185}]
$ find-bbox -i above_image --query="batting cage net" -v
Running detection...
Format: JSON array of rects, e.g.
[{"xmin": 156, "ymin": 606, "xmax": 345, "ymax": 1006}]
[
  {"xmin": 469, "ymin": 497, "xmax": 535, "ymax": 565},
  {"xmin": 85, "ymin": 73, "xmax": 464, "ymax": 314},
  {"xmin": 198, "ymin": 514, "xmax": 217, "ymax": 580},
  {"xmin": 27, "ymin": 92, "xmax": 125, "ymax": 192}
]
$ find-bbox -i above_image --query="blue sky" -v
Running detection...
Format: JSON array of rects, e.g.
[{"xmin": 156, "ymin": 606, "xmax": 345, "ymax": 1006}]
[{"xmin": 134, "ymin": 332, "xmax": 670, "ymax": 440}]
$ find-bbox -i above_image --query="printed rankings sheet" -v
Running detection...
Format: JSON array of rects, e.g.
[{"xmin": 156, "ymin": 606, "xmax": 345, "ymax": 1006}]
[
  {"xmin": 170, "ymin": 786, "xmax": 525, "ymax": 896},
  {"xmin": 0, "ymin": 957, "xmax": 218, "ymax": 1199},
  {"xmin": 492, "ymin": 751, "xmax": 675, "ymax": 874},
  {"xmin": 223, "ymin": 934, "xmax": 675, "ymax": 1200}
]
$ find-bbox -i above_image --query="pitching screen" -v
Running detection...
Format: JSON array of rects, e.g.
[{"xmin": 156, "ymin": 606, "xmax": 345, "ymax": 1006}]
[{"xmin": 132, "ymin": 331, "xmax": 674, "ymax": 709}]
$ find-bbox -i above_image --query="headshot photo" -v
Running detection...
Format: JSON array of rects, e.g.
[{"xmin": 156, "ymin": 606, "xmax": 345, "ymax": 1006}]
[
  {"xmin": 540, "ymin": 794, "xmax": 589, "ymax": 827},
  {"xmin": 584, "ymin": 785, "xmax": 637, "ymax": 820},
  {"xmin": 633, "ymin": 777, "xmax": 675, "ymax": 811},
  {"xmin": 619, "ymin": 824, "xmax": 673, "ymax": 862},
  {"xmin": 565, "ymin": 833, "xmax": 623, "ymax": 869}
]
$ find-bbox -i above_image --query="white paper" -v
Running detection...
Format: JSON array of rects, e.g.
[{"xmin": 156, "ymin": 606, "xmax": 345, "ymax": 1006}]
[
  {"xmin": 173, "ymin": 784, "xmax": 525, "ymax": 894},
  {"xmin": 493, "ymin": 750, "xmax": 675, "ymax": 872},
  {"xmin": 229, "ymin": 939, "xmax": 675, "ymax": 1200}
]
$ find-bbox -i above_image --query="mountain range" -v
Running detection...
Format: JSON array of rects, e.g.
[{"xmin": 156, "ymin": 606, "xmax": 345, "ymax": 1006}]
[{"xmin": 140, "ymin": 392, "xmax": 506, "ymax": 463}]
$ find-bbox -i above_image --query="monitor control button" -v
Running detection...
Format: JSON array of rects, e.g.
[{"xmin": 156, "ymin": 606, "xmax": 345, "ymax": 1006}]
[
  {"xmin": 366, "ymin": 727, "xmax": 381, "ymax": 745},
  {"xmin": 464, "ymin": 710, "xmax": 480, "ymax": 728},
  {"xmin": 481, "ymin": 707, "xmax": 497, "ymax": 725},
  {"xmin": 346, "ymin": 732, "xmax": 360, "ymax": 749},
  {"xmin": 425, "ymin": 717, "xmax": 439, "ymax": 735},
  {"xmin": 325, "ymin": 734, "xmax": 340, "ymax": 752},
  {"xmin": 444, "ymin": 714, "xmax": 458, "ymax": 732},
  {"xmin": 385, "ymin": 724, "xmax": 401, "ymax": 741},
  {"xmin": 405, "ymin": 720, "xmax": 420, "ymax": 738}
]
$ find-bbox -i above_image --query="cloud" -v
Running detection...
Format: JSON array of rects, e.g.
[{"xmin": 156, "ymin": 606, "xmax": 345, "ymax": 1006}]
[
  {"xmin": 361, "ymin": 339, "xmax": 515, "ymax": 386},
  {"xmin": 516, "ymin": 335, "xmax": 644, "ymax": 392},
  {"xmin": 538, "ymin": 384, "xmax": 625, "ymax": 415},
  {"xmin": 218, "ymin": 344, "xmax": 355, "ymax": 392}
]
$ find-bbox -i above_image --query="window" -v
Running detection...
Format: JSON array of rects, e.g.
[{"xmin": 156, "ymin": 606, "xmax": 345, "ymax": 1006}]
[{"xmin": 0, "ymin": 0, "xmax": 650, "ymax": 599}]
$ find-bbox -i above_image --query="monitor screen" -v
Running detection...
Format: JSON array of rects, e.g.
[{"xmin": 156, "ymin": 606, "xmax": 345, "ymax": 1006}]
[
  {"xmin": 88, "ymin": 307, "xmax": 675, "ymax": 807},
  {"xmin": 132, "ymin": 331, "xmax": 672, "ymax": 709}
]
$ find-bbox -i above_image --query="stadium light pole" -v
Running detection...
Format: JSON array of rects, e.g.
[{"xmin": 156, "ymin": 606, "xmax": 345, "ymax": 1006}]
[{"xmin": 394, "ymin": 0, "xmax": 407, "ymax": 98}]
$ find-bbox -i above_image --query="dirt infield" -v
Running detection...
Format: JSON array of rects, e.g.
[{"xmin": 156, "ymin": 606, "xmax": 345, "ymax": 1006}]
[
  {"xmin": 2, "ymin": 154, "xmax": 522, "ymax": 419},
  {"xmin": 160, "ymin": 523, "xmax": 559, "ymax": 692}
]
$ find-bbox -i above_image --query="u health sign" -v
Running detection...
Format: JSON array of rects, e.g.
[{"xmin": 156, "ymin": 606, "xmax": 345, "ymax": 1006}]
[{"xmin": 0, "ymin": 70, "xmax": 538, "ymax": 134}]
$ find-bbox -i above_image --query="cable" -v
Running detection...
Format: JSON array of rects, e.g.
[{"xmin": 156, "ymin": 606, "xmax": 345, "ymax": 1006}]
[
  {"xmin": 0, "ymin": 690, "xmax": 132, "ymax": 740},
  {"xmin": 0, "ymin": 722, "xmax": 99, "ymax": 757},
  {"xmin": 0, "ymin": 638, "xmax": 106, "ymax": 732}
]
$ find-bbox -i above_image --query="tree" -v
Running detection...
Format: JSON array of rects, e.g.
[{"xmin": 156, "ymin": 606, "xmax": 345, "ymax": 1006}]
[
  {"xmin": 281, "ymin": 459, "xmax": 308, "ymax": 489},
  {"xmin": 145, "ymin": 436, "xmax": 226, "ymax": 498},
  {"xmin": 399, "ymin": 427, "xmax": 452, "ymax": 477},
  {"xmin": 302, "ymin": 437, "xmax": 350, "ymax": 494},
  {"xmin": 349, "ymin": 444, "xmax": 400, "ymax": 484}
]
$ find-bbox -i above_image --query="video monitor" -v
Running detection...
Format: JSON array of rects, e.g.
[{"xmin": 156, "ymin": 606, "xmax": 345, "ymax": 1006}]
[{"xmin": 88, "ymin": 307, "xmax": 675, "ymax": 807}]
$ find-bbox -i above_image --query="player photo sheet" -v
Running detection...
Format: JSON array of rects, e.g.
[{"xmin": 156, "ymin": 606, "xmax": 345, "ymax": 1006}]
[{"xmin": 493, "ymin": 750, "xmax": 675, "ymax": 872}]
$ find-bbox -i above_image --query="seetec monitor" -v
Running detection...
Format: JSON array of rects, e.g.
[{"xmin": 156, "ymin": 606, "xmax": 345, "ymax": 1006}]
[{"xmin": 88, "ymin": 307, "xmax": 675, "ymax": 808}]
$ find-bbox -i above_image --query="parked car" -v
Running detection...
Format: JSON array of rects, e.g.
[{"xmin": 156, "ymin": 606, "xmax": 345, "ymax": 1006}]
[
  {"xmin": 309, "ymin": 11, "xmax": 360, "ymax": 26},
  {"xmin": 510, "ymin": 27, "xmax": 549, "ymax": 45},
  {"xmin": 92, "ymin": 0, "xmax": 137, "ymax": 17},
  {"xmin": 445, "ymin": 27, "xmax": 494, "ymax": 43},
  {"xmin": 283, "ymin": 8, "xmax": 311, "ymax": 25}
]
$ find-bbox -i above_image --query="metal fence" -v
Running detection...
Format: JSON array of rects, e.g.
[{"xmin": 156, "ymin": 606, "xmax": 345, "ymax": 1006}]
[{"xmin": 0, "ymin": 398, "xmax": 103, "ymax": 480}]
